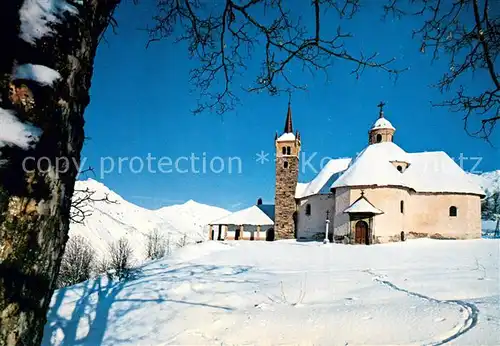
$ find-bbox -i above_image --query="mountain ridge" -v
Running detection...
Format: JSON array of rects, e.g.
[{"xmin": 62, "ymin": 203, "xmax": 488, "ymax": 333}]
[
  {"xmin": 468, "ymin": 170, "xmax": 500, "ymax": 194},
  {"xmin": 70, "ymin": 179, "xmax": 230, "ymax": 261}
]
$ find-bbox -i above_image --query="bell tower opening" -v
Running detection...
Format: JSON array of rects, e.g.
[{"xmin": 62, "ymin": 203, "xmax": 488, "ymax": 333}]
[
  {"xmin": 369, "ymin": 101, "xmax": 396, "ymax": 145},
  {"xmin": 275, "ymin": 101, "xmax": 300, "ymax": 240}
]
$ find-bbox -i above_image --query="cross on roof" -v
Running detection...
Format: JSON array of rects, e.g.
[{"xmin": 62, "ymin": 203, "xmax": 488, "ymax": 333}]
[{"xmin": 377, "ymin": 101, "xmax": 386, "ymax": 118}]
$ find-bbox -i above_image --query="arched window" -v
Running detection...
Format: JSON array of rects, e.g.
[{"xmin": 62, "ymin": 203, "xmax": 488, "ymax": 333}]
[
  {"xmin": 283, "ymin": 161, "xmax": 288, "ymax": 168},
  {"xmin": 376, "ymin": 134, "xmax": 382, "ymax": 143},
  {"xmin": 449, "ymin": 206, "xmax": 458, "ymax": 217},
  {"xmin": 401, "ymin": 231, "xmax": 405, "ymax": 241},
  {"xmin": 286, "ymin": 146, "xmax": 291, "ymax": 155},
  {"xmin": 400, "ymin": 200, "xmax": 404, "ymax": 214},
  {"xmin": 282, "ymin": 147, "xmax": 286, "ymax": 155},
  {"xmin": 305, "ymin": 204, "xmax": 311, "ymax": 216}
]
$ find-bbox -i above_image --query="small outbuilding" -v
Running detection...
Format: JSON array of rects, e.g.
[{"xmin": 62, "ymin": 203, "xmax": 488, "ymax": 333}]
[{"xmin": 208, "ymin": 204, "xmax": 275, "ymax": 241}]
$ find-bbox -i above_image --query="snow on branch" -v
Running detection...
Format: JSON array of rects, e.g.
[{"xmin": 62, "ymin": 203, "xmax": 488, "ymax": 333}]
[
  {"xmin": 0, "ymin": 108, "xmax": 41, "ymax": 150},
  {"xmin": 14, "ymin": 64, "xmax": 61, "ymax": 86},
  {"xmin": 19, "ymin": 0, "xmax": 78, "ymax": 44}
]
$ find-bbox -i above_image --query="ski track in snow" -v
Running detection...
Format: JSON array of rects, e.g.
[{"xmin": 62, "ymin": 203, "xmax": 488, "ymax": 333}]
[{"xmin": 364, "ymin": 269, "xmax": 479, "ymax": 346}]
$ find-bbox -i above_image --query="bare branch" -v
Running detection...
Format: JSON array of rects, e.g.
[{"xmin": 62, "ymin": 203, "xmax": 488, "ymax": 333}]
[
  {"xmin": 385, "ymin": 0, "xmax": 499, "ymax": 140},
  {"xmin": 70, "ymin": 187, "xmax": 117, "ymax": 224},
  {"xmin": 147, "ymin": 0, "xmax": 404, "ymax": 114}
]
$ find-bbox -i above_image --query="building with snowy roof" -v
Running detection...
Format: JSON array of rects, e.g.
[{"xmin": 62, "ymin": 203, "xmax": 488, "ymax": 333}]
[
  {"xmin": 291, "ymin": 103, "xmax": 484, "ymax": 243},
  {"xmin": 209, "ymin": 102, "xmax": 484, "ymax": 244},
  {"xmin": 208, "ymin": 201, "xmax": 275, "ymax": 241}
]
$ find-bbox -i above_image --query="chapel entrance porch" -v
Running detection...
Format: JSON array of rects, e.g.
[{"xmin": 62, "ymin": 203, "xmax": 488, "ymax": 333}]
[
  {"xmin": 343, "ymin": 192, "xmax": 384, "ymax": 245},
  {"xmin": 347, "ymin": 215, "xmax": 374, "ymax": 245}
]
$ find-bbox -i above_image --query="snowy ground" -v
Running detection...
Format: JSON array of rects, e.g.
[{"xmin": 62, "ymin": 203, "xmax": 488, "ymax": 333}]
[{"xmin": 43, "ymin": 239, "xmax": 499, "ymax": 345}]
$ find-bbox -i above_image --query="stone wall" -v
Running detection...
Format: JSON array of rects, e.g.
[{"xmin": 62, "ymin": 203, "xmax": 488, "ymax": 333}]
[{"xmin": 275, "ymin": 155, "xmax": 298, "ymax": 239}]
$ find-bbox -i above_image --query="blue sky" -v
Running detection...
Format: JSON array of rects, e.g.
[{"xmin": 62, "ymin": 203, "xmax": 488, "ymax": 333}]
[{"xmin": 81, "ymin": 1, "xmax": 499, "ymax": 211}]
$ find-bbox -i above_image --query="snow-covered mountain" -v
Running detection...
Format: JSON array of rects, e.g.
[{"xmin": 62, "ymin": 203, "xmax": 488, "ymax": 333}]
[
  {"xmin": 468, "ymin": 170, "xmax": 500, "ymax": 233},
  {"xmin": 69, "ymin": 179, "xmax": 230, "ymax": 260},
  {"xmin": 469, "ymin": 170, "xmax": 500, "ymax": 195}
]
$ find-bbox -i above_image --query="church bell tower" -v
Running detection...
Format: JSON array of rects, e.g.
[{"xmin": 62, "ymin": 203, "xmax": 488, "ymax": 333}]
[
  {"xmin": 274, "ymin": 102, "xmax": 301, "ymax": 239},
  {"xmin": 369, "ymin": 102, "xmax": 396, "ymax": 145}
]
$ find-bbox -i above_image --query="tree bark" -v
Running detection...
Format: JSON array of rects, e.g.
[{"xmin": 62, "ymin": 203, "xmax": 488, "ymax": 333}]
[{"xmin": 0, "ymin": 1, "xmax": 120, "ymax": 345}]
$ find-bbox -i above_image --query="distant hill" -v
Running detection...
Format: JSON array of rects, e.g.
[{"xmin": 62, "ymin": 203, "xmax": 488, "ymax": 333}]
[
  {"xmin": 468, "ymin": 170, "xmax": 500, "ymax": 233},
  {"xmin": 468, "ymin": 170, "xmax": 500, "ymax": 195},
  {"xmin": 69, "ymin": 179, "xmax": 230, "ymax": 261}
]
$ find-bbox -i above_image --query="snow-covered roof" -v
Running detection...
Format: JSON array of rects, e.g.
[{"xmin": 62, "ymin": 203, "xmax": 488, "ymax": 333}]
[
  {"xmin": 257, "ymin": 204, "xmax": 275, "ymax": 221},
  {"xmin": 331, "ymin": 142, "xmax": 485, "ymax": 196},
  {"xmin": 344, "ymin": 196, "xmax": 383, "ymax": 214},
  {"xmin": 403, "ymin": 152, "xmax": 484, "ymax": 195},
  {"xmin": 295, "ymin": 158, "xmax": 351, "ymax": 199},
  {"xmin": 210, "ymin": 205, "xmax": 274, "ymax": 226},
  {"xmin": 372, "ymin": 117, "xmax": 395, "ymax": 131},
  {"xmin": 276, "ymin": 133, "xmax": 296, "ymax": 142}
]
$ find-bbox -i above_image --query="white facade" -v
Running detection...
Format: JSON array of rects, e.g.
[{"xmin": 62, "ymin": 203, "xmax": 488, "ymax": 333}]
[{"xmin": 296, "ymin": 194, "xmax": 334, "ymax": 240}]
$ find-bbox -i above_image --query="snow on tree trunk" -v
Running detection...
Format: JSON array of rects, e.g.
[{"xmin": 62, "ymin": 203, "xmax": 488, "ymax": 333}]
[{"xmin": 0, "ymin": 1, "xmax": 120, "ymax": 345}]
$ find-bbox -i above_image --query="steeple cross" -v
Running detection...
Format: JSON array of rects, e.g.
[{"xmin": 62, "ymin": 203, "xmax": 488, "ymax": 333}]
[{"xmin": 377, "ymin": 101, "xmax": 386, "ymax": 118}]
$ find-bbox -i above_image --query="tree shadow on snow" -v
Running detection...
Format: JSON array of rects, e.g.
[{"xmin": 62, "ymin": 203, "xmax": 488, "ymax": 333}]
[
  {"xmin": 42, "ymin": 269, "xmax": 168, "ymax": 346},
  {"xmin": 42, "ymin": 264, "xmax": 251, "ymax": 345},
  {"xmin": 44, "ymin": 278, "xmax": 119, "ymax": 345}
]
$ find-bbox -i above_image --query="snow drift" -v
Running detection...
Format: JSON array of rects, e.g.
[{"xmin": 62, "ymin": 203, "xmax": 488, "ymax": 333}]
[{"xmin": 43, "ymin": 239, "xmax": 500, "ymax": 345}]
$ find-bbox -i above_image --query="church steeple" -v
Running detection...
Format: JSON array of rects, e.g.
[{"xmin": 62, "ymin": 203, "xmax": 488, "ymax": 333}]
[
  {"xmin": 369, "ymin": 101, "xmax": 396, "ymax": 145},
  {"xmin": 284, "ymin": 102, "xmax": 293, "ymax": 133},
  {"xmin": 275, "ymin": 101, "xmax": 300, "ymax": 240}
]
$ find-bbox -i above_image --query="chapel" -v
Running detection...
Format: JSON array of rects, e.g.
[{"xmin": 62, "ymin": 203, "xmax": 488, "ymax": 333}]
[{"xmin": 209, "ymin": 103, "xmax": 484, "ymax": 244}]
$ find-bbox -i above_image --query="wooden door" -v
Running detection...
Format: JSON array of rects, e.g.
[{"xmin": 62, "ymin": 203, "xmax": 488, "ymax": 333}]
[{"xmin": 355, "ymin": 221, "xmax": 369, "ymax": 244}]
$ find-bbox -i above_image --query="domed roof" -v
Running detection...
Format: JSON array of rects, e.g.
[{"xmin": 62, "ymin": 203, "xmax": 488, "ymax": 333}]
[{"xmin": 371, "ymin": 116, "xmax": 395, "ymax": 131}]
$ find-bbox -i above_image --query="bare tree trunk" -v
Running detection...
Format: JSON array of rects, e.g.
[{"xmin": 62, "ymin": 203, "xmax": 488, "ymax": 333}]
[{"xmin": 0, "ymin": 1, "xmax": 120, "ymax": 345}]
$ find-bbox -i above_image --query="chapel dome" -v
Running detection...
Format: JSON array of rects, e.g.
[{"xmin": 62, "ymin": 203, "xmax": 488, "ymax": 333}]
[
  {"xmin": 369, "ymin": 102, "xmax": 396, "ymax": 145},
  {"xmin": 372, "ymin": 117, "xmax": 395, "ymax": 131}
]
